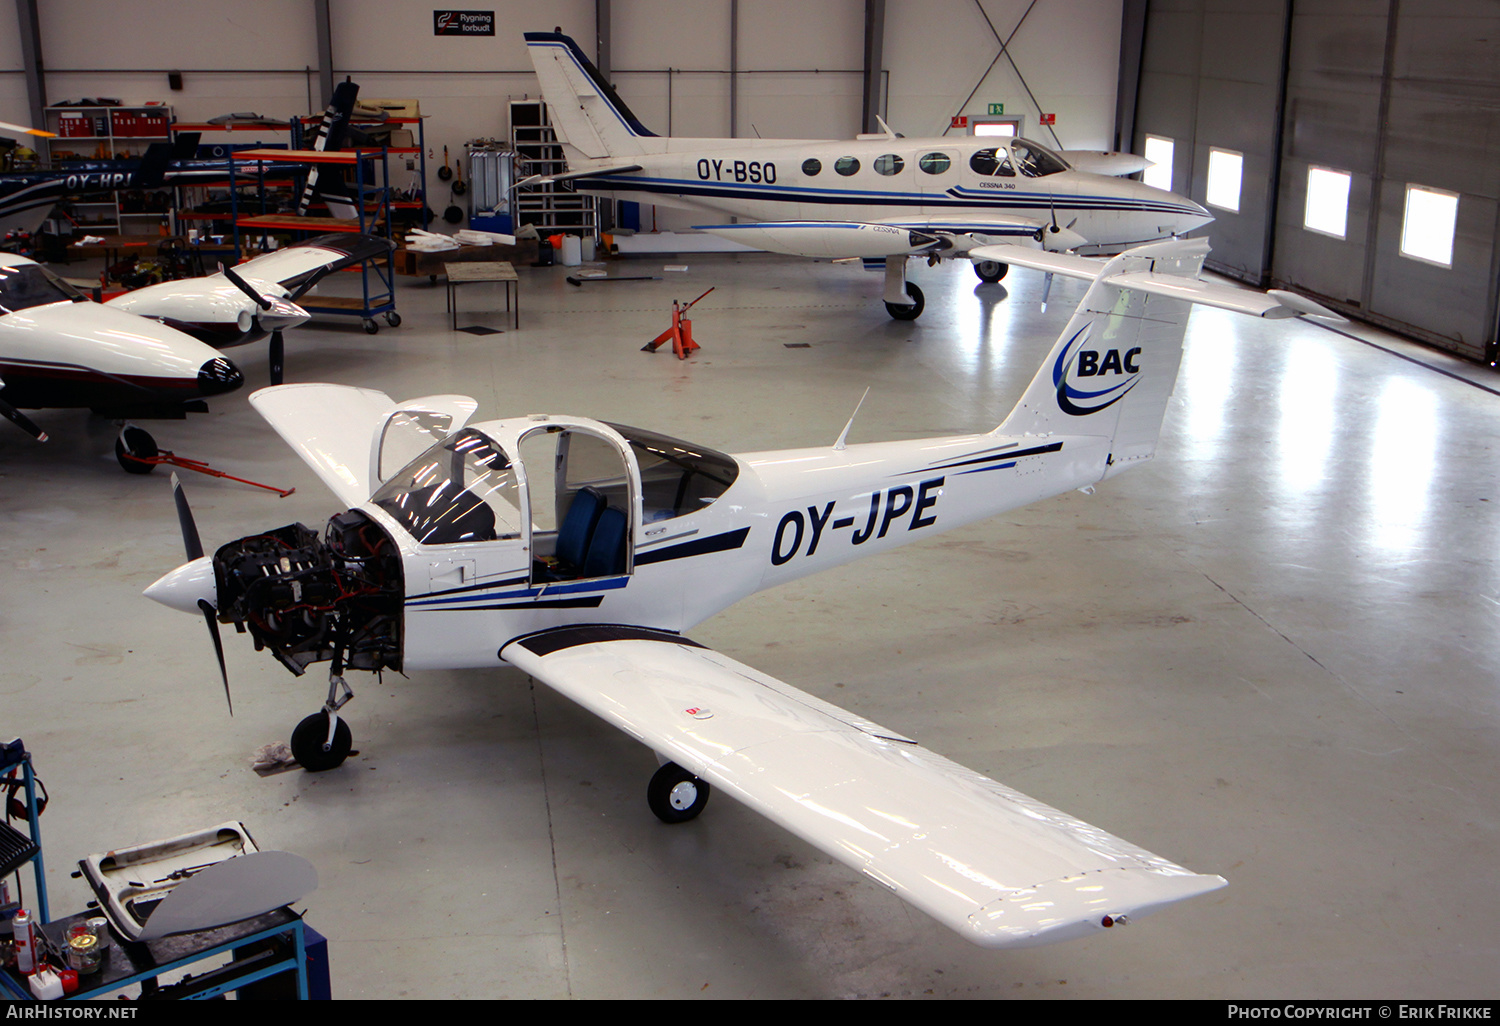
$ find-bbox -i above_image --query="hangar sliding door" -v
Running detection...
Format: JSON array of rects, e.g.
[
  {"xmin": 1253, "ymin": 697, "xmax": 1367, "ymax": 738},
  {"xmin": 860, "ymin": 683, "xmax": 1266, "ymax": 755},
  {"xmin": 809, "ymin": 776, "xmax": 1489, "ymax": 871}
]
[{"xmin": 1134, "ymin": 0, "xmax": 1500, "ymax": 362}]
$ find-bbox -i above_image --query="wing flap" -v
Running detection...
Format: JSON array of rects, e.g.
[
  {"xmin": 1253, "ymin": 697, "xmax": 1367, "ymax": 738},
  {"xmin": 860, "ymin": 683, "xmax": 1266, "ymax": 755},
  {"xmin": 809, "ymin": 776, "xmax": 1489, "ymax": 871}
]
[{"xmin": 501, "ymin": 626, "xmax": 1224, "ymax": 949}]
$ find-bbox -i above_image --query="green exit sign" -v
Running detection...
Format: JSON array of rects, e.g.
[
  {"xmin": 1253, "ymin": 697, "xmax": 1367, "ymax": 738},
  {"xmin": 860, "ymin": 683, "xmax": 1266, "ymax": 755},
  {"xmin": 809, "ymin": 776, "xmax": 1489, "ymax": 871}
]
[{"xmin": 987, "ymin": 103, "xmax": 1004, "ymax": 115}]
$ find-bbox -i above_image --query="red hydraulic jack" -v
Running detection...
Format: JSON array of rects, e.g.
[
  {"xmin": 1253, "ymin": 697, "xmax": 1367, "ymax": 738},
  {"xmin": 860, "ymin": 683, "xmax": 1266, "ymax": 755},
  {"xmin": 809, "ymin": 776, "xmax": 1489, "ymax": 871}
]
[{"xmin": 642, "ymin": 287, "xmax": 714, "ymax": 359}]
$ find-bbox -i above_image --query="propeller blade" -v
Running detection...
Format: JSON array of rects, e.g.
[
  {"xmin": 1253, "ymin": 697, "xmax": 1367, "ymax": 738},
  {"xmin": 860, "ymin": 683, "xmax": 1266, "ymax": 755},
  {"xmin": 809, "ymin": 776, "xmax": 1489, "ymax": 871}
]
[
  {"xmin": 288, "ymin": 266, "xmax": 330, "ymax": 301},
  {"xmin": 171, "ymin": 472, "xmax": 204, "ymax": 562},
  {"xmin": 219, "ymin": 262, "xmax": 273, "ymax": 311},
  {"xmin": 269, "ymin": 330, "xmax": 284, "ymax": 386},
  {"xmin": 198, "ymin": 598, "xmax": 232, "ymax": 716},
  {"xmin": 0, "ymin": 398, "xmax": 48, "ymax": 441}
]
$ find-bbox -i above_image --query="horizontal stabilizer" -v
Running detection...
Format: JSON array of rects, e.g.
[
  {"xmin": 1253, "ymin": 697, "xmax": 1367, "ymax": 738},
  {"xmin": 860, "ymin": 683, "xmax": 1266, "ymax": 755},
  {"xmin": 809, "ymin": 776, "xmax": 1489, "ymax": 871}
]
[
  {"xmin": 514, "ymin": 164, "xmax": 643, "ymax": 191},
  {"xmin": 969, "ymin": 241, "xmax": 1345, "ymax": 320}
]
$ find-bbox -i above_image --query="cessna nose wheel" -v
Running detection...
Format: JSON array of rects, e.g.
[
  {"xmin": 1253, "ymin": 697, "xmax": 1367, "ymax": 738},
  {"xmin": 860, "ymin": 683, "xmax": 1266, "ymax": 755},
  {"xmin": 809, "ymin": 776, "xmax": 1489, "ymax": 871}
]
[
  {"xmin": 647, "ymin": 761, "xmax": 710, "ymax": 824},
  {"xmin": 291, "ymin": 710, "xmax": 352, "ymax": 771}
]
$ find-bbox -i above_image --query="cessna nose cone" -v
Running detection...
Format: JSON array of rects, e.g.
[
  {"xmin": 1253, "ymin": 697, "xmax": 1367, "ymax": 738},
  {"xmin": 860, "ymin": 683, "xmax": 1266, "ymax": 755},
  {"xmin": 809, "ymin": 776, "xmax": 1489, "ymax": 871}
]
[
  {"xmin": 197, "ymin": 357, "xmax": 244, "ymax": 396},
  {"xmin": 145, "ymin": 555, "xmax": 217, "ymax": 615}
]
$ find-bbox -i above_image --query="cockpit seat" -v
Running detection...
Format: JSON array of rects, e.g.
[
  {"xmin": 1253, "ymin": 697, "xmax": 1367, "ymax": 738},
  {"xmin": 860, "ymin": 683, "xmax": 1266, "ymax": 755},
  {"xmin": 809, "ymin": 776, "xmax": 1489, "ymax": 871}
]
[
  {"xmin": 555, "ymin": 486, "xmax": 606, "ymax": 569},
  {"xmin": 582, "ymin": 506, "xmax": 628, "ymax": 578}
]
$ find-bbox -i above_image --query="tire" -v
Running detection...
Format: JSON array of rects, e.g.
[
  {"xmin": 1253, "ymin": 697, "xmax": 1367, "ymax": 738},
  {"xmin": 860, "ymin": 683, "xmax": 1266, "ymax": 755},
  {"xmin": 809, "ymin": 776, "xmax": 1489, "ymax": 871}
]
[
  {"xmin": 884, "ymin": 282, "xmax": 925, "ymax": 321},
  {"xmin": 362, "ymin": 319, "xmax": 379, "ymax": 335},
  {"xmin": 385, "ymin": 311, "xmax": 402, "ymax": 327},
  {"xmin": 647, "ymin": 762, "xmax": 710, "ymax": 824},
  {"xmin": 115, "ymin": 426, "xmax": 158, "ymax": 474},
  {"xmin": 291, "ymin": 711, "xmax": 352, "ymax": 771},
  {"xmin": 974, "ymin": 259, "xmax": 1008, "ymax": 283}
]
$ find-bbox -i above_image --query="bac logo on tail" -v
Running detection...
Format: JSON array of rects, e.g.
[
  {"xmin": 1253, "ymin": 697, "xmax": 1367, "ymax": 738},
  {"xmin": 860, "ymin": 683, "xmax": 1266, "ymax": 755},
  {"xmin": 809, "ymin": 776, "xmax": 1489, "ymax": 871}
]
[{"xmin": 1052, "ymin": 324, "xmax": 1141, "ymax": 416}]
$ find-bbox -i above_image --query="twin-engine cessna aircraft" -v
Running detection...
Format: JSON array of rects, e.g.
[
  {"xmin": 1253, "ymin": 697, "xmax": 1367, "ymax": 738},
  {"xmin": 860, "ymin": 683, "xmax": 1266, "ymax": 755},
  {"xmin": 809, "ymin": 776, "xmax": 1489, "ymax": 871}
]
[
  {"xmin": 146, "ymin": 239, "xmax": 1338, "ymax": 950},
  {"xmin": 523, "ymin": 31, "xmax": 1212, "ymax": 319}
]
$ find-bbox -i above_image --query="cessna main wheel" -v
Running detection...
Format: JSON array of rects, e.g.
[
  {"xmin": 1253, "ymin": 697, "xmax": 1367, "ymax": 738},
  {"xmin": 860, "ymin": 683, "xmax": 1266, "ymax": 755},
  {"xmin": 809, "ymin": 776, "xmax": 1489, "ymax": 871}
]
[
  {"xmin": 974, "ymin": 259, "xmax": 1008, "ymax": 284},
  {"xmin": 291, "ymin": 711, "xmax": 352, "ymax": 771},
  {"xmin": 647, "ymin": 761, "xmax": 710, "ymax": 824},
  {"xmin": 884, "ymin": 282, "xmax": 925, "ymax": 321}
]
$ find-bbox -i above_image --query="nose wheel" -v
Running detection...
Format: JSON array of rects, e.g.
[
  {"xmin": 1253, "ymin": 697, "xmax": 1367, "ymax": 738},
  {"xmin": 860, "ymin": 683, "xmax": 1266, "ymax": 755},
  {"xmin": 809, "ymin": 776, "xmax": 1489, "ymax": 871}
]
[
  {"xmin": 115, "ymin": 425, "xmax": 159, "ymax": 474},
  {"xmin": 647, "ymin": 761, "xmax": 711, "ymax": 823},
  {"xmin": 290, "ymin": 672, "xmax": 355, "ymax": 771}
]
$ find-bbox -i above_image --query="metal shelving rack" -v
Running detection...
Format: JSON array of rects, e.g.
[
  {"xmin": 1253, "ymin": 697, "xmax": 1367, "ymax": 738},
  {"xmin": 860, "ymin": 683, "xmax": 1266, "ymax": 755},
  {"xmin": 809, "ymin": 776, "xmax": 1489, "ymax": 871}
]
[
  {"xmin": 508, "ymin": 99, "xmax": 598, "ymax": 235},
  {"xmin": 0, "ymin": 743, "xmax": 48, "ymax": 925},
  {"xmin": 228, "ymin": 147, "xmax": 399, "ymax": 334},
  {"xmin": 40, "ymin": 104, "xmax": 173, "ymax": 234}
]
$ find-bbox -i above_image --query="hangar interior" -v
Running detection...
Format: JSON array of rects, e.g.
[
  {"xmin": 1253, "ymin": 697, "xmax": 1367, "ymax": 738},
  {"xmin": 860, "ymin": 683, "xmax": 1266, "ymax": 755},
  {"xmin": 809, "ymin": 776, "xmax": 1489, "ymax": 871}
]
[{"xmin": 1, "ymin": 0, "xmax": 1498, "ymax": 1000}]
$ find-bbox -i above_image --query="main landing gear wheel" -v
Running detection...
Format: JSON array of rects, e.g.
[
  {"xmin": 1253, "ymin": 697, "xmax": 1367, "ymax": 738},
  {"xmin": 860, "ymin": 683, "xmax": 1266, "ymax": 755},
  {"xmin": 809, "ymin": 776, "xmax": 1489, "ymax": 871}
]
[
  {"xmin": 114, "ymin": 425, "xmax": 158, "ymax": 474},
  {"xmin": 647, "ymin": 762, "xmax": 711, "ymax": 824},
  {"xmin": 884, "ymin": 282, "xmax": 925, "ymax": 321},
  {"xmin": 974, "ymin": 259, "xmax": 1008, "ymax": 283},
  {"xmin": 291, "ymin": 711, "xmax": 352, "ymax": 771}
]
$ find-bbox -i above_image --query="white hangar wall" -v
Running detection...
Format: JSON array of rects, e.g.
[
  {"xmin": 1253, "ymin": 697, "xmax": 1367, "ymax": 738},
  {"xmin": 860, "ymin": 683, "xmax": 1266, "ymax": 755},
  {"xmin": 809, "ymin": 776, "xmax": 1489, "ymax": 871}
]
[{"xmin": 0, "ymin": 0, "xmax": 1124, "ymax": 174}]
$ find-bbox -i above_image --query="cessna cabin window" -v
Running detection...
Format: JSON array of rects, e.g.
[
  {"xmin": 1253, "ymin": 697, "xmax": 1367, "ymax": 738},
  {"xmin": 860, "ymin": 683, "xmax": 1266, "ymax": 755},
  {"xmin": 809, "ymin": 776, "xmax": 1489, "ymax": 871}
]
[
  {"xmin": 919, "ymin": 152, "xmax": 952, "ymax": 175},
  {"xmin": 0, "ymin": 263, "xmax": 87, "ymax": 314},
  {"xmin": 1010, "ymin": 140, "xmax": 1068, "ymax": 178},
  {"xmin": 606, "ymin": 423, "xmax": 740, "ymax": 523},
  {"xmin": 371, "ymin": 428, "xmax": 522, "ymax": 544},
  {"xmin": 873, "ymin": 154, "xmax": 904, "ymax": 176},
  {"xmin": 968, "ymin": 148, "xmax": 1014, "ymax": 177},
  {"xmin": 834, "ymin": 156, "xmax": 860, "ymax": 176},
  {"xmin": 802, "ymin": 157, "xmax": 822, "ymax": 176}
]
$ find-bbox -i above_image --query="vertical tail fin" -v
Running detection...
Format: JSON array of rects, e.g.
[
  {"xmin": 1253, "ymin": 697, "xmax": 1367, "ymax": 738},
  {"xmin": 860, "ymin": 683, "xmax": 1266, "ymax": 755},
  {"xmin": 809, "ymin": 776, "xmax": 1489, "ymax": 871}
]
[
  {"xmin": 524, "ymin": 32, "xmax": 655, "ymax": 160},
  {"xmin": 993, "ymin": 239, "xmax": 1340, "ymax": 481}
]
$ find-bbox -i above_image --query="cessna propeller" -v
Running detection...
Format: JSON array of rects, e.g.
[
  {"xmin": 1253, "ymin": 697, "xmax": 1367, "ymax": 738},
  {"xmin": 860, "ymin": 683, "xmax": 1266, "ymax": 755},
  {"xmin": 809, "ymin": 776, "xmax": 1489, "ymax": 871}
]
[
  {"xmin": 0, "ymin": 379, "xmax": 47, "ymax": 441},
  {"xmin": 166, "ymin": 472, "xmax": 231, "ymax": 714},
  {"xmin": 218, "ymin": 263, "xmax": 319, "ymax": 386}
]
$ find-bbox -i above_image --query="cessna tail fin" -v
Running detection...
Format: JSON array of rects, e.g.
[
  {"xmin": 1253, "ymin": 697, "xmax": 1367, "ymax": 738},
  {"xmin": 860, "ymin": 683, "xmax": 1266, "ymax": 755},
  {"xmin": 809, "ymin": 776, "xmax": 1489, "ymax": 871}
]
[
  {"xmin": 991, "ymin": 239, "xmax": 1341, "ymax": 480},
  {"xmin": 524, "ymin": 32, "xmax": 656, "ymax": 160}
]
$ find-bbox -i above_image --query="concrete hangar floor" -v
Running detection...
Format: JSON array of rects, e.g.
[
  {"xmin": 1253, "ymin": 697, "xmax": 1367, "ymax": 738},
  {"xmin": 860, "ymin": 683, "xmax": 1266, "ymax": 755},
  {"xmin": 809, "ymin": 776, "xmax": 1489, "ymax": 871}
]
[{"xmin": 2, "ymin": 249, "xmax": 1497, "ymax": 1000}]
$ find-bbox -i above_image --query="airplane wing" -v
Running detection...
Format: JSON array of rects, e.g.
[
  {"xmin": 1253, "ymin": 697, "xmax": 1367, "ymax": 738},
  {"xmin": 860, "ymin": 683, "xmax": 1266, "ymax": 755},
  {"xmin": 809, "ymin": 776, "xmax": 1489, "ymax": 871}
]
[
  {"xmin": 695, "ymin": 216, "xmax": 1085, "ymax": 259},
  {"xmin": 500, "ymin": 624, "xmax": 1226, "ymax": 950},
  {"xmin": 232, "ymin": 233, "xmax": 394, "ymax": 292},
  {"xmin": 249, "ymin": 383, "xmax": 477, "ymax": 507}
]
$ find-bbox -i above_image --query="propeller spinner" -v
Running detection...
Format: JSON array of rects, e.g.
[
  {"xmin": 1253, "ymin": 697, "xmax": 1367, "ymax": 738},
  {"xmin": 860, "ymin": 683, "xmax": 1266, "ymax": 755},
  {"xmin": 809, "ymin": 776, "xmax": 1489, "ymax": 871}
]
[{"xmin": 219, "ymin": 263, "xmax": 311, "ymax": 386}]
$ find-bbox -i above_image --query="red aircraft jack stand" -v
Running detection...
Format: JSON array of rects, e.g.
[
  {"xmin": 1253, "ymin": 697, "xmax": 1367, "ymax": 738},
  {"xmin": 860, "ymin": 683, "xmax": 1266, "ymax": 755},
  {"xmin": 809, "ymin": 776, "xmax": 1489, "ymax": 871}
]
[{"xmin": 642, "ymin": 287, "xmax": 713, "ymax": 359}]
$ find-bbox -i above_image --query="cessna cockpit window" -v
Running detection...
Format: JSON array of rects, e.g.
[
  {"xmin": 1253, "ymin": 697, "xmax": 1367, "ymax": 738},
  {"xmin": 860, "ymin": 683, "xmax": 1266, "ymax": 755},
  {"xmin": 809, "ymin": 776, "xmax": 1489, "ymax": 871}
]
[
  {"xmin": 606, "ymin": 423, "xmax": 740, "ymax": 522},
  {"xmin": 0, "ymin": 263, "xmax": 87, "ymax": 314},
  {"xmin": 968, "ymin": 148, "xmax": 1015, "ymax": 177},
  {"xmin": 1011, "ymin": 140, "xmax": 1068, "ymax": 178},
  {"xmin": 835, "ymin": 156, "xmax": 860, "ymax": 176},
  {"xmin": 371, "ymin": 428, "xmax": 523, "ymax": 544}
]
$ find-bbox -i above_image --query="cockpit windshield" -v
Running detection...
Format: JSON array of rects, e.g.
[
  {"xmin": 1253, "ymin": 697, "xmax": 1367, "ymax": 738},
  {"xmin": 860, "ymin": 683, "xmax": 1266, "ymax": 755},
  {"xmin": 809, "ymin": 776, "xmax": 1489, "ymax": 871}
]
[
  {"xmin": 0, "ymin": 262, "xmax": 86, "ymax": 314},
  {"xmin": 968, "ymin": 148, "xmax": 1014, "ymax": 177},
  {"xmin": 605, "ymin": 422, "xmax": 740, "ymax": 522},
  {"xmin": 1011, "ymin": 139, "xmax": 1069, "ymax": 177},
  {"xmin": 371, "ymin": 428, "xmax": 523, "ymax": 543}
]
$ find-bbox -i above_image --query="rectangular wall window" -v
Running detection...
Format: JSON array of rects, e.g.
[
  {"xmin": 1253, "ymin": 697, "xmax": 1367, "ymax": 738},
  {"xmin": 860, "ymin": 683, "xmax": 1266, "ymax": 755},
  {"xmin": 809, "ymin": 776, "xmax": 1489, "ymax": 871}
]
[
  {"xmin": 1304, "ymin": 166, "xmax": 1352, "ymax": 239},
  {"xmin": 1142, "ymin": 135, "xmax": 1173, "ymax": 192},
  {"xmin": 972, "ymin": 119, "xmax": 1019, "ymax": 137},
  {"xmin": 1205, "ymin": 148, "xmax": 1243, "ymax": 213},
  {"xmin": 1400, "ymin": 184, "xmax": 1459, "ymax": 268}
]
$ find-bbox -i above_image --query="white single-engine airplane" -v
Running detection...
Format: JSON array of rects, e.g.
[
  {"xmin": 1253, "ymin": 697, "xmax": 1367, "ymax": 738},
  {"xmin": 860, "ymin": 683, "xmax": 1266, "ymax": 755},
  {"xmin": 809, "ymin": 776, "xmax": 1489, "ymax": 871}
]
[
  {"xmin": 0, "ymin": 253, "xmax": 243, "ymax": 459},
  {"xmin": 523, "ymin": 31, "xmax": 1212, "ymax": 320},
  {"xmin": 146, "ymin": 238, "xmax": 1338, "ymax": 949}
]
